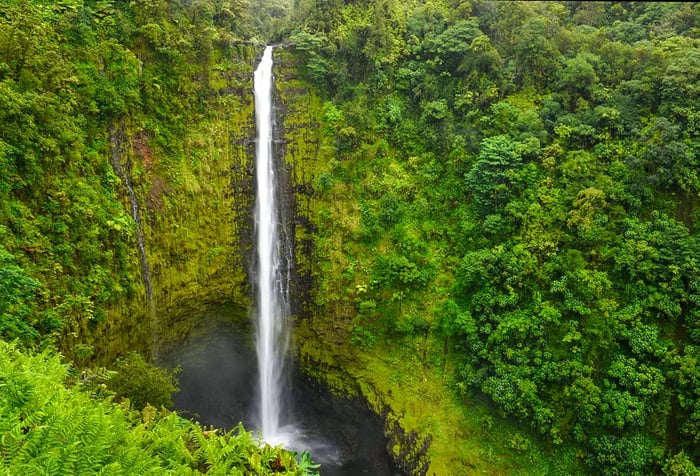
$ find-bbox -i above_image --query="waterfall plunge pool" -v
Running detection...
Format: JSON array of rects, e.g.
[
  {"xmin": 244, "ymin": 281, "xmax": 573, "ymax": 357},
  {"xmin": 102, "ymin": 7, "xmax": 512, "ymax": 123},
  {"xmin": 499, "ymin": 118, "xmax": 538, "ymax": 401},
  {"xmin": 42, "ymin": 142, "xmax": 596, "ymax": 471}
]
[{"xmin": 160, "ymin": 305, "xmax": 403, "ymax": 476}]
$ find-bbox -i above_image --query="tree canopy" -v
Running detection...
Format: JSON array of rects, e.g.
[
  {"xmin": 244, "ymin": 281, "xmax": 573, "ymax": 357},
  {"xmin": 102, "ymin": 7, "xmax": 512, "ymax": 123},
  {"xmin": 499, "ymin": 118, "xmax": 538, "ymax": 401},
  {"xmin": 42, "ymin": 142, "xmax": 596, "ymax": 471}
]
[{"xmin": 284, "ymin": 1, "xmax": 700, "ymax": 473}]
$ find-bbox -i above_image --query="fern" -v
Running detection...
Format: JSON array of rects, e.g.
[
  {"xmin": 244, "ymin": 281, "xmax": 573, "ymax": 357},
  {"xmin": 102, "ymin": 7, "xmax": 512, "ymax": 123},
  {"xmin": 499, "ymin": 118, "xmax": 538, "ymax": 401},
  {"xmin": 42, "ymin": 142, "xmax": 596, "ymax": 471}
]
[{"xmin": 1, "ymin": 341, "xmax": 319, "ymax": 475}]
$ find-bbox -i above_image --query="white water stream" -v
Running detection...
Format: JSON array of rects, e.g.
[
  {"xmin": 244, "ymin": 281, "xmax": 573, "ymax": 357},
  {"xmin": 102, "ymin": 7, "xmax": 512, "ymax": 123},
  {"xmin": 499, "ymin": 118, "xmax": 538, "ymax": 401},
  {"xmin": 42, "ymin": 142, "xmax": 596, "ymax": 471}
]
[
  {"xmin": 252, "ymin": 47, "xmax": 347, "ymax": 467},
  {"xmin": 254, "ymin": 45, "xmax": 292, "ymax": 445}
]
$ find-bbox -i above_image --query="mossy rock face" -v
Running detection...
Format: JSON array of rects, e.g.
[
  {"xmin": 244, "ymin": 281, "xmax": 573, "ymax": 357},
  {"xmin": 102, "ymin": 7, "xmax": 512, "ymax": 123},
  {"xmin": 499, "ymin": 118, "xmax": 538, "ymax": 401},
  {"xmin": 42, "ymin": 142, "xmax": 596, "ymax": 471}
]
[
  {"xmin": 83, "ymin": 44, "xmax": 260, "ymax": 365},
  {"xmin": 295, "ymin": 322, "xmax": 432, "ymax": 476},
  {"xmin": 273, "ymin": 49, "xmax": 433, "ymax": 475},
  {"xmin": 270, "ymin": 47, "xmax": 324, "ymax": 323}
]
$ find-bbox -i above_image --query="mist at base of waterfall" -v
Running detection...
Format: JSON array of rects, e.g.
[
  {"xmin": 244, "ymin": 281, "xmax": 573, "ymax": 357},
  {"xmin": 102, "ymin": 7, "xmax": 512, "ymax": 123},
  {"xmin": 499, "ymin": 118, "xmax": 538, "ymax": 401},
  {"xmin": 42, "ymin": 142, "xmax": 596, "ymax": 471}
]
[{"xmin": 161, "ymin": 309, "xmax": 403, "ymax": 476}]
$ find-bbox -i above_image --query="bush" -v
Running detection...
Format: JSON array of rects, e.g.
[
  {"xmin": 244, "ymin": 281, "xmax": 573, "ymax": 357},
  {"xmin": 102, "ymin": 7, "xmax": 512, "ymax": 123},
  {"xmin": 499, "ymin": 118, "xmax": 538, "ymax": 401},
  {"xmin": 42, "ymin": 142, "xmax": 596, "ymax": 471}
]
[{"xmin": 108, "ymin": 352, "xmax": 179, "ymax": 410}]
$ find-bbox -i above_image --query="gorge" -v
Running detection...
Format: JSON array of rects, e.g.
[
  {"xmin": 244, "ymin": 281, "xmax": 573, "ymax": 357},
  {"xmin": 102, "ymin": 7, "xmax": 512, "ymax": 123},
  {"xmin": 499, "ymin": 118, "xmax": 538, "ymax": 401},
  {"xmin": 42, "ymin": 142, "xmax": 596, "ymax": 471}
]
[
  {"xmin": 2, "ymin": 2, "xmax": 700, "ymax": 475},
  {"xmin": 154, "ymin": 43, "xmax": 405, "ymax": 474}
]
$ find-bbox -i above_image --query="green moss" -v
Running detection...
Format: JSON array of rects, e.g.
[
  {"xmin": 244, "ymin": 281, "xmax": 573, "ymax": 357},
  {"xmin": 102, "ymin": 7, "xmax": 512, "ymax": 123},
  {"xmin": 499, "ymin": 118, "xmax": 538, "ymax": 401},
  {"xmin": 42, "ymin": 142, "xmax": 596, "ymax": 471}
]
[{"xmin": 79, "ymin": 45, "xmax": 259, "ymax": 365}]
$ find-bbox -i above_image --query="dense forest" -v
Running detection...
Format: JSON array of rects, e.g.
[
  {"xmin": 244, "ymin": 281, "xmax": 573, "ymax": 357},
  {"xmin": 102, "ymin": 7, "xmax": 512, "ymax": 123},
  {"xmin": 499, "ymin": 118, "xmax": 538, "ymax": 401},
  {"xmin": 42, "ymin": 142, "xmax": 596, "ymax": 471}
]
[
  {"xmin": 2, "ymin": 0, "xmax": 700, "ymax": 475},
  {"xmin": 281, "ymin": 2, "xmax": 700, "ymax": 474},
  {"xmin": 0, "ymin": 0, "xmax": 319, "ymax": 474}
]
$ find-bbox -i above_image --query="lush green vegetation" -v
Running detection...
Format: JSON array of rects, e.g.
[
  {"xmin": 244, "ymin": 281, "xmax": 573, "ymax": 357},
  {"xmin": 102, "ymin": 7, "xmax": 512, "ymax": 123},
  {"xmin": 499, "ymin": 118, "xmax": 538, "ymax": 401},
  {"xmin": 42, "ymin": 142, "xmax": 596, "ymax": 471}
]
[
  {"xmin": 281, "ymin": 1, "xmax": 700, "ymax": 474},
  {"xmin": 0, "ymin": 0, "xmax": 315, "ymax": 473},
  {"xmin": 0, "ymin": 341, "xmax": 318, "ymax": 475},
  {"xmin": 3, "ymin": 0, "xmax": 700, "ymax": 474},
  {"xmin": 0, "ymin": 0, "xmax": 257, "ymax": 357}
]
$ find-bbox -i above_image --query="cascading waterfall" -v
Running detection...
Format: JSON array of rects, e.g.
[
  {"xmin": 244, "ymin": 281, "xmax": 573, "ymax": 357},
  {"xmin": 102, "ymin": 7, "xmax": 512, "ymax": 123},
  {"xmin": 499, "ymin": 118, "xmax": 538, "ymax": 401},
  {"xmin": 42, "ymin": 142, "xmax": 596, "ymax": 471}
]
[
  {"xmin": 168, "ymin": 44, "xmax": 401, "ymax": 475},
  {"xmin": 254, "ymin": 45, "xmax": 292, "ymax": 444}
]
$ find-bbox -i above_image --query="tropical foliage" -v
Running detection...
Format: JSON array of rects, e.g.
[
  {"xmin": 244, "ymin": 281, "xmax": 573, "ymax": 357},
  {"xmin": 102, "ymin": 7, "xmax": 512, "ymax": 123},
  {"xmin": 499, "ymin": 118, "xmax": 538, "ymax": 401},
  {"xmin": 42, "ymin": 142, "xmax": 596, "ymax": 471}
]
[
  {"xmin": 2, "ymin": 0, "xmax": 700, "ymax": 474},
  {"xmin": 284, "ymin": 1, "xmax": 700, "ymax": 473},
  {"xmin": 0, "ymin": 341, "xmax": 318, "ymax": 475}
]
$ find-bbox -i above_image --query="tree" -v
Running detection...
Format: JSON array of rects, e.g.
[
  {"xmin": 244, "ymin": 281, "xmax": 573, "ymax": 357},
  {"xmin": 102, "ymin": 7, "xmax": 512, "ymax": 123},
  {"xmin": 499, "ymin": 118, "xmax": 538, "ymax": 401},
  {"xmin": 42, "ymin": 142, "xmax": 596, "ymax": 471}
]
[
  {"xmin": 558, "ymin": 53, "xmax": 598, "ymax": 111},
  {"xmin": 661, "ymin": 49, "xmax": 700, "ymax": 134},
  {"xmin": 465, "ymin": 135, "xmax": 523, "ymax": 217},
  {"xmin": 512, "ymin": 17, "xmax": 562, "ymax": 89}
]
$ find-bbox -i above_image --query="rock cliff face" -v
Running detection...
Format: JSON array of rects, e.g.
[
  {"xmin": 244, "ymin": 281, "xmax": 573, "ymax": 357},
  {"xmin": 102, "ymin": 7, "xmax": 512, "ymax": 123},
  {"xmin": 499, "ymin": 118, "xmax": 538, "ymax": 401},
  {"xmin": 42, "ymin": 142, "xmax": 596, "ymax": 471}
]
[
  {"xmin": 98, "ymin": 45, "xmax": 427, "ymax": 475},
  {"xmin": 95, "ymin": 45, "xmax": 260, "ymax": 361},
  {"xmin": 273, "ymin": 49, "xmax": 432, "ymax": 476}
]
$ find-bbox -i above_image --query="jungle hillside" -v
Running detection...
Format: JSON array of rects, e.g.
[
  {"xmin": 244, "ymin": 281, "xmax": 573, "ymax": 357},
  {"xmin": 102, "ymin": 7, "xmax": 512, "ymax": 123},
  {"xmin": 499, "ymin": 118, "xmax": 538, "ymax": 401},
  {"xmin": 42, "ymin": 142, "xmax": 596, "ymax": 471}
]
[{"xmin": 2, "ymin": 1, "xmax": 700, "ymax": 475}]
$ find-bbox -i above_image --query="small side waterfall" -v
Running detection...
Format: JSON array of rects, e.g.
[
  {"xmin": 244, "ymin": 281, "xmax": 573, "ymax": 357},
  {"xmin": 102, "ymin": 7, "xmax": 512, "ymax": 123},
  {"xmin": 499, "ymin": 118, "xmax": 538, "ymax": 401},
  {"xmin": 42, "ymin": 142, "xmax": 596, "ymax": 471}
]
[
  {"xmin": 108, "ymin": 123, "xmax": 157, "ymax": 348},
  {"xmin": 254, "ymin": 45, "xmax": 292, "ymax": 444}
]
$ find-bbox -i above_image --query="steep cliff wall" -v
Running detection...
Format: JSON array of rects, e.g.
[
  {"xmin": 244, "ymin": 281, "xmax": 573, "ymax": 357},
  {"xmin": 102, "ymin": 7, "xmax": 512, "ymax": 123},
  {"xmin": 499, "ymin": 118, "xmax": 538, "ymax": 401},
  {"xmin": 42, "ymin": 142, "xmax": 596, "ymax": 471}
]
[
  {"xmin": 0, "ymin": 1, "xmax": 268, "ymax": 366},
  {"xmin": 87, "ymin": 45, "xmax": 262, "ymax": 363},
  {"xmin": 92, "ymin": 43, "xmax": 440, "ymax": 474},
  {"xmin": 273, "ymin": 48, "xmax": 435, "ymax": 476}
]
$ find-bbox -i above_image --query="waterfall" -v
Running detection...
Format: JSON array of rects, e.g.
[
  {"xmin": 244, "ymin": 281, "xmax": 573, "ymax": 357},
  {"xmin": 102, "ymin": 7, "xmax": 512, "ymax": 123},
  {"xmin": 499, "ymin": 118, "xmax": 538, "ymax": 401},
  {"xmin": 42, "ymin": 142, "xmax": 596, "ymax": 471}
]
[
  {"xmin": 108, "ymin": 122, "xmax": 157, "ymax": 353},
  {"xmin": 254, "ymin": 45, "xmax": 291, "ymax": 444},
  {"xmin": 108, "ymin": 123, "xmax": 154, "ymax": 306}
]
